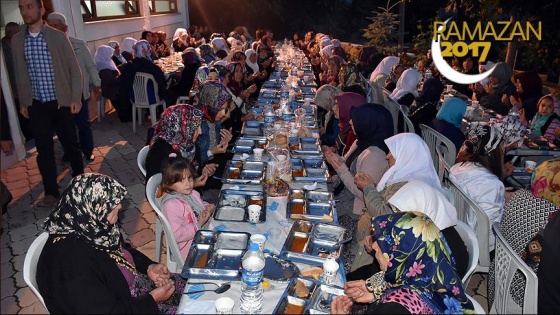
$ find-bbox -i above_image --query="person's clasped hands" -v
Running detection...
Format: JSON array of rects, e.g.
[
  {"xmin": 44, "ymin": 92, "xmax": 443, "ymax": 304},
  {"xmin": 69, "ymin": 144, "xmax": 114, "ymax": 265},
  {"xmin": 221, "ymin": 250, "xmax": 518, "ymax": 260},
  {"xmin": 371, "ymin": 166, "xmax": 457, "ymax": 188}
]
[
  {"xmin": 324, "ymin": 149, "xmax": 344, "ymax": 169},
  {"xmin": 147, "ymin": 263, "xmax": 175, "ymax": 302},
  {"xmin": 354, "ymin": 172, "xmax": 375, "ymax": 190}
]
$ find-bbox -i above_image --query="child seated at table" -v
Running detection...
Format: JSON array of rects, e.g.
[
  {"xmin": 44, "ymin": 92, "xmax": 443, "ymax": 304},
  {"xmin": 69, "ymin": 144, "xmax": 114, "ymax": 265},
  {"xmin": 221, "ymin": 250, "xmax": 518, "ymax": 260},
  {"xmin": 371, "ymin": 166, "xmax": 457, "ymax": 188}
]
[
  {"xmin": 158, "ymin": 154, "xmax": 216, "ymax": 259},
  {"xmin": 526, "ymin": 94, "xmax": 560, "ymax": 142}
]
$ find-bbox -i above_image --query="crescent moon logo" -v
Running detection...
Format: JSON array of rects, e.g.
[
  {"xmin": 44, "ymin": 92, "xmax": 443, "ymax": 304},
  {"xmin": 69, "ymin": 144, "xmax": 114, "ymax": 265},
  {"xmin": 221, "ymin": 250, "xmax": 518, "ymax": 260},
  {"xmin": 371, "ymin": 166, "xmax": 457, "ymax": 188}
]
[{"xmin": 431, "ymin": 19, "xmax": 497, "ymax": 85}]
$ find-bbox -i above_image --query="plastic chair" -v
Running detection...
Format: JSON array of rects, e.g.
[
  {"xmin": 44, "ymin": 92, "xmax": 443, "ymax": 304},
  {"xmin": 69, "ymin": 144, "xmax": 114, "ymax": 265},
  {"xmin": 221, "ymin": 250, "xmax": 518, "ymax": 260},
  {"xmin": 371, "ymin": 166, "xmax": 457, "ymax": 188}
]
[
  {"xmin": 97, "ymin": 96, "xmax": 106, "ymax": 122},
  {"xmin": 490, "ymin": 222, "xmax": 538, "ymax": 314},
  {"xmin": 131, "ymin": 72, "xmax": 167, "ymax": 134},
  {"xmin": 384, "ymin": 98, "xmax": 415, "ymax": 134},
  {"xmin": 23, "ymin": 232, "xmax": 50, "ymax": 313},
  {"xmin": 146, "ymin": 173, "xmax": 185, "ymax": 273},
  {"xmin": 467, "ymin": 295, "xmax": 487, "ymax": 314},
  {"xmin": 176, "ymin": 96, "xmax": 190, "ymax": 104},
  {"xmin": 454, "ymin": 221, "xmax": 480, "ymax": 286},
  {"xmin": 137, "ymin": 145, "xmax": 149, "ymax": 177},
  {"xmin": 445, "ymin": 176, "xmax": 491, "ymax": 278},
  {"xmin": 419, "ymin": 123, "xmax": 457, "ymax": 182}
]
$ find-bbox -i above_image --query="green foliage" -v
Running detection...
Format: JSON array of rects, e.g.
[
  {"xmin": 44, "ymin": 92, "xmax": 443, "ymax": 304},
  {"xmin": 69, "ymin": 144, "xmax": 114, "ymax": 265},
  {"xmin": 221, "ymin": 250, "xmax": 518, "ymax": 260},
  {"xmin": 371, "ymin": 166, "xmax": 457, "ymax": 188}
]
[{"xmin": 362, "ymin": 0, "xmax": 404, "ymax": 55}]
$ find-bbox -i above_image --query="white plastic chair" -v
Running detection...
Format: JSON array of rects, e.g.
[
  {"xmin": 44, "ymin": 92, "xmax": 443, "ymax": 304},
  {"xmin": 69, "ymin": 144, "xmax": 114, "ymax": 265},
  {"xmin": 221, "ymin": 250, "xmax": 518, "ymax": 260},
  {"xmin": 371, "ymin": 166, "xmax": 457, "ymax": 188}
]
[
  {"xmin": 490, "ymin": 222, "xmax": 538, "ymax": 314},
  {"xmin": 23, "ymin": 232, "xmax": 50, "ymax": 313},
  {"xmin": 445, "ymin": 176, "xmax": 491, "ymax": 278},
  {"xmin": 131, "ymin": 72, "xmax": 167, "ymax": 134},
  {"xmin": 146, "ymin": 173, "xmax": 185, "ymax": 273},
  {"xmin": 420, "ymin": 123, "xmax": 457, "ymax": 181},
  {"xmin": 137, "ymin": 145, "xmax": 149, "ymax": 177},
  {"xmin": 467, "ymin": 295, "xmax": 487, "ymax": 314},
  {"xmin": 176, "ymin": 96, "xmax": 190, "ymax": 104},
  {"xmin": 384, "ymin": 98, "xmax": 415, "ymax": 134},
  {"xmin": 97, "ymin": 96, "xmax": 106, "ymax": 122},
  {"xmin": 454, "ymin": 221, "xmax": 480, "ymax": 287}
]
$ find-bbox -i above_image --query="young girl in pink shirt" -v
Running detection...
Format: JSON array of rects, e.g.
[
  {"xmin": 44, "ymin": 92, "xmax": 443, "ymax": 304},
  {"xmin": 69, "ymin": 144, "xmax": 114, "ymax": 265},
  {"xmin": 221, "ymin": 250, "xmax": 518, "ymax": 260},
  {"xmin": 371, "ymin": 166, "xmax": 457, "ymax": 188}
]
[{"xmin": 158, "ymin": 155, "xmax": 215, "ymax": 259}]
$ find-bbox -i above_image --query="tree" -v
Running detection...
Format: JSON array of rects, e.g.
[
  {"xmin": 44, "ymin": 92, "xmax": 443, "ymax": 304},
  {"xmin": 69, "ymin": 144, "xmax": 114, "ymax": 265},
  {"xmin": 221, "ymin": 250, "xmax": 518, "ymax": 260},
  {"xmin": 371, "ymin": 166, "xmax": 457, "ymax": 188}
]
[{"xmin": 362, "ymin": 0, "xmax": 404, "ymax": 55}]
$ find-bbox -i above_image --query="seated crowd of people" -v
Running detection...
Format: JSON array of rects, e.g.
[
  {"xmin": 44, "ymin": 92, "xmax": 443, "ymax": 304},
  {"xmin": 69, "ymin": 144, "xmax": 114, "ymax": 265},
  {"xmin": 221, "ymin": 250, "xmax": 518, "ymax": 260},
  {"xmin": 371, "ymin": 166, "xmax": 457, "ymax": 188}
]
[{"xmin": 27, "ymin": 20, "xmax": 560, "ymax": 314}]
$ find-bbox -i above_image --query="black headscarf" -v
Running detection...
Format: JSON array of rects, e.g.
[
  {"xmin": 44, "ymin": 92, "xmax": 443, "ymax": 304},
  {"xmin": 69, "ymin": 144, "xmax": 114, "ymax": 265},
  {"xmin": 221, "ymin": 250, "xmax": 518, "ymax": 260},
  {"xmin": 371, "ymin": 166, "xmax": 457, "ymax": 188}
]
[{"xmin": 416, "ymin": 78, "xmax": 444, "ymax": 104}]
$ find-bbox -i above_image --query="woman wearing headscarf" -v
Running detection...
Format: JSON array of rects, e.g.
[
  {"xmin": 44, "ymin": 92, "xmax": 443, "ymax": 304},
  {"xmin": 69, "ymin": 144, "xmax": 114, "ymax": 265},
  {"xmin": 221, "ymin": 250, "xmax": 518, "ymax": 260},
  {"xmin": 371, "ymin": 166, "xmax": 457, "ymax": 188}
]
[
  {"xmin": 107, "ymin": 41, "xmax": 126, "ymax": 66},
  {"xmin": 94, "ymin": 45, "xmax": 125, "ymax": 121},
  {"xmin": 195, "ymin": 81, "xmax": 233, "ymax": 165},
  {"xmin": 389, "ymin": 68, "xmax": 423, "ymax": 108},
  {"xmin": 320, "ymin": 55, "xmax": 345, "ymax": 87},
  {"xmin": 486, "ymin": 158, "xmax": 560, "ymax": 313},
  {"xmin": 169, "ymin": 50, "xmax": 202, "ymax": 104},
  {"xmin": 315, "ymin": 85, "xmax": 343, "ymax": 146},
  {"xmin": 331, "ymin": 211, "xmax": 474, "ymax": 314},
  {"xmin": 450, "ymin": 124, "xmax": 506, "ymax": 251},
  {"xmin": 118, "ymin": 40, "xmax": 167, "ymax": 123},
  {"xmin": 408, "ymin": 78, "xmax": 445, "ymax": 135},
  {"xmin": 198, "ymin": 43, "xmax": 216, "ymax": 65},
  {"xmin": 369, "ymin": 56, "xmax": 400, "ymax": 86},
  {"xmin": 37, "ymin": 173, "xmax": 185, "ymax": 314},
  {"xmin": 210, "ymin": 37, "xmax": 229, "ymax": 55},
  {"xmin": 473, "ymin": 62, "xmax": 514, "ymax": 115},
  {"xmin": 257, "ymin": 45, "xmax": 275, "ymax": 81},
  {"xmin": 355, "ymin": 133, "xmax": 442, "ymax": 220},
  {"xmin": 429, "ymin": 97, "xmax": 467, "ymax": 152},
  {"xmin": 334, "ymin": 92, "xmax": 367, "ymax": 156},
  {"xmin": 222, "ymin": 62, "xmax": 256, "ymax": 137},
  {"xmin": 325, "ymin": 104, "xmax": 394, "ymax": 272},
  {"xmin": 172, "ymin": 28, "xmax": 188, "ymax": 52},
  {"xmin": 503, "ymin": 71, "xmax": 543, "ymax": 122},
  {"xmin": 121, "ymin": 37, "xmax": 137, "ymax": 62},
  {"xmin": 383, "ymin": 64, "xmax": 405, "ymax": 92}
]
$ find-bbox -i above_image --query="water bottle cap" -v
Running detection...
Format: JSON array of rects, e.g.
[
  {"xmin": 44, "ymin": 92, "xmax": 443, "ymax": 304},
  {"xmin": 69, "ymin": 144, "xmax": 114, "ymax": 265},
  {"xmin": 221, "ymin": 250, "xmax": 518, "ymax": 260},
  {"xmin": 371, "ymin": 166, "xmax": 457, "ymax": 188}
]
[{"xmin": 249, "ymin": 243, "xmax": 260, "ymax": 251}]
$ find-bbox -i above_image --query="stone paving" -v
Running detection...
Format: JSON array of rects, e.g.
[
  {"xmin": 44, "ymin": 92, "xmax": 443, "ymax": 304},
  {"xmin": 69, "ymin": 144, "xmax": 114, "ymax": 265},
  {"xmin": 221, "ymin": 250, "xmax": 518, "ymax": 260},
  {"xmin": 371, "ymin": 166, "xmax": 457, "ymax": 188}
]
[{"xmin": 0, "ymin": 109, "xmax": 490, "ymax": 314}]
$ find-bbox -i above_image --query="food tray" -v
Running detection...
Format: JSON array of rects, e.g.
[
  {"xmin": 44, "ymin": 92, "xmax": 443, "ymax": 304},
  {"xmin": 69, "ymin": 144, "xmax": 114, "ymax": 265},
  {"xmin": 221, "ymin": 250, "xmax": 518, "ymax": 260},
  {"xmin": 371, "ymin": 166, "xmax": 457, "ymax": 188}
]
[
  {"xmin": 290, "ymin": 137, "xmax": 322, "ymax": 155},
  {"xmin": 232, "ymin": 137, "xmax": 268, "ymax": 154},
  {"xmin": 214, "ymin": 189, "xmax": 267, "ymax": 223},
  {"xmin": 279, "ymin": 220, "xmax": 346, "ymax": 266},
  {"xmin": 291, "ymin": 158, "xmax": 329, "ymax": 182},
  {"xmin": 181, "ymin": 230, "xmax": 250, "ymax": 280},
  {"xmin": 273, "ymin": 277, "xmax": 344, "ymax": 314},
  {"xmin": 524, "ymin": 136, "xmax": 560, "ymax": 150},
  {"xmin": 260, "ymin": 90, "xmax": 278, "ymax": 99},
  {"xmin": 288, "ymin": 189, "xmax": 334, "ymax": 220},
  {"xmin": 241, "ymin": 120, "xmax": 264, "ymax": 137},
  {"xmin": 221, "ymin": 160, "xmax": 266, "ymax": 184}
]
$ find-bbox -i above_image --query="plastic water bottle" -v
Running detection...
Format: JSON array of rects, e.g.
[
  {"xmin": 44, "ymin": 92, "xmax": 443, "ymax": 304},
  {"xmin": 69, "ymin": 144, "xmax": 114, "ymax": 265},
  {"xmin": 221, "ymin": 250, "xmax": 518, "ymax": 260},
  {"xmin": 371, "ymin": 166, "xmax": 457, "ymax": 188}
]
[
  {"xmin": 240, "ymin": 243, "xmax": 265, "ymax": 314},
  {"xmin": 425, "ymin": 68, "xmax": 432, "ymax": 80},
  {"xmin": 280, "ymin": 81, "xmax": 290, "ymax": 107}
]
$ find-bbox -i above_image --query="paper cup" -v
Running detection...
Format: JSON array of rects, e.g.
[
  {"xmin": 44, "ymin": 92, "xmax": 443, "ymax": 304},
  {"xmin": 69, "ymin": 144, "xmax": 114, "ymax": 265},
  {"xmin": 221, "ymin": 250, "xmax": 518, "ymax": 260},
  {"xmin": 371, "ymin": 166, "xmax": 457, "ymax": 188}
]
[
  {"xmin": 248, "ymin": 205, "xmax": 262, "ymax": 223},
  {"xmin": 250, "ymin": 234, "xmax": 267, "ymax": 251},
  {"xmin": 322, "ymin": 258, "xmax": 339, "ymax": 285},
  {"xmin": 276, "ymin": 154, "xmax": 287, "ymax": 161},
  {"xmin": 525, "ymin": 160, "xmax": 537, "ymax": 173},
  {"xmin": 471, "ymin": 100, "xmax": 479, "ymax": 108},
  {"xmin": 446, "ymin": 84, "xmax": 453, "ymax": 92},
  {"xmin": 215, "ymin": 297, "xmax": 235, "ymax": 314},
  {"xmin": 253, "ymin": 148, "xmax": 264, "ymax": 161}
]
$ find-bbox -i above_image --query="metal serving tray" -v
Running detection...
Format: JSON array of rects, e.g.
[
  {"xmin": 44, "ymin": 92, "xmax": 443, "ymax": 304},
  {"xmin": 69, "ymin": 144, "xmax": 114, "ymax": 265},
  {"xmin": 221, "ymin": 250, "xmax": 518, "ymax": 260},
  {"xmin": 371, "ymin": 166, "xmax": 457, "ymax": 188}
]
[
  {"xmin": 291, "ymin": 138, "xmax": 321, "ymax": 155},
  {"xmin": 213, "ymin": 189, "xmax": 267, "ymax": 223},
  {"xmin": 233, "ymin": 138, "xmax": 255, "ymax": 154},
  {"xmin": 221, "ymin": 160, "xmax": 266, "ymax": 184},
  {"xmin": 287, "ymin": 191, "xmax": 334, "ymax": 220},
  {"xmin": 291, "ymin": 158, "xmax": 329, "ymax": 182},
  {"xmin": 181, "ymin": 230, "xmax": 250, "ymax": 280},
  {"xmin": 241, "ymin": 120, "xmax": 264, "ymax": 137},
  {"xmin": 279, "ymin": 220, "xmax": 346, "ymax": 266},
  {"xmin": 273, "ymin": 277, "xmax": 344, "ymax": 314}
]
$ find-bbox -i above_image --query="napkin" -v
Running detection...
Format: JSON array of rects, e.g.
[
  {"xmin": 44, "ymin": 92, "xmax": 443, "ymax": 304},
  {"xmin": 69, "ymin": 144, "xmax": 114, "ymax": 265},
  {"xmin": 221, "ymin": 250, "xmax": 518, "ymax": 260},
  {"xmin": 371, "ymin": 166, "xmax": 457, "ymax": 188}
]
[
  {"xmin": 230, "ymin": 185, "xmax": 240, "ymax": 190},
  {"xmin": 303, "ymin": 182, "xmax": 318, "ymax": 191},
  {"xmin": 178, "ymin": 300, "xmax": 215, "ymax": 314},
  {"xmin": 241, "ymin": 153, "xmax": 250, "ymax": 160}
]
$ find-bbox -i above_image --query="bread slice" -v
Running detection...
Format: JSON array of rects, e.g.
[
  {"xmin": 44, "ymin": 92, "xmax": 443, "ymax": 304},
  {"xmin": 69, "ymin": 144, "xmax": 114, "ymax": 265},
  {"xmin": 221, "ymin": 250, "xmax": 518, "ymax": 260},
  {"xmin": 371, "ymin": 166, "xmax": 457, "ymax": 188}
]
[
  {"xmin": 301, "ymin": 266, "xmax": 323, "ymax": 280},
  {"xmin": 294, "ymin": 280, "xmax": 310, "ymax": 298}
]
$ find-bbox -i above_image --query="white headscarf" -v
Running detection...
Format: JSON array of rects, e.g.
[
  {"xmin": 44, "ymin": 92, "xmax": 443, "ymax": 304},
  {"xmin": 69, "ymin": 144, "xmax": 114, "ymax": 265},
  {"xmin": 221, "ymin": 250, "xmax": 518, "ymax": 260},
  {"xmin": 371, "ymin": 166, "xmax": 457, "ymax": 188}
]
[
  {"xmin": 376, "ymin": 133, "xmax": 441, "ymax": 191},
  {"xmin": 369, "ymin": 56, "xmax": 400, "ymax": 82},
  {"xmin": 478, "ymin": 61, "xmax": 496, "ymax": 86},
  {"xmin": 121, "ymin": 37, "xmax": 137, "ymax": 55},
  {"xmin": 388, "ymin": 180, "xmax": 457, "ymax": 230},
  {"xmin": 94, "ymin": 45, "xmax": 119, "ymax": 73},
  {"xmin": 173, "ymin": 28, "xmax": 187, "ymax": 41},
  {"xmin": 211, "ymin": 37, "xmax": 230, "ymax": 54},
  {"xmin": 320, "ymin": 44, "xmax": 334, "ymax": 59},
  {"xmin": 389, "ymin": 68, "xmax": 422, "ymax": 102},
  {"xmin": 245, "ymin": 49, "xmax": 259, "ymax": 73},
  {"xmin": 107, "ymin": 41, "xmax": 125, "ymax": 64}
]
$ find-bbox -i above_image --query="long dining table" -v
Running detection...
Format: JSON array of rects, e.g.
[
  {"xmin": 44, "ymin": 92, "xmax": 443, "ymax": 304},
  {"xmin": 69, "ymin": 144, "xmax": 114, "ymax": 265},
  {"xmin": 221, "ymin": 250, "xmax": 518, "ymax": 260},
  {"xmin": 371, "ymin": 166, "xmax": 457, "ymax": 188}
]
[{"xmin": 177, "ymin": 45, "xmax": 347, "ymax": 314}]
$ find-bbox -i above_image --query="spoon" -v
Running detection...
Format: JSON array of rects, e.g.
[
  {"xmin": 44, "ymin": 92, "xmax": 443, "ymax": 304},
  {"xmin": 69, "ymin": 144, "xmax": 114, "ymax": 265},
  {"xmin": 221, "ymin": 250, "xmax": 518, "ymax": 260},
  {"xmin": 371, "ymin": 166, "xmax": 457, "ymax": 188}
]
[{"xmin": 184, "ymin": 283, "xmax": 231, "ymax": 295}]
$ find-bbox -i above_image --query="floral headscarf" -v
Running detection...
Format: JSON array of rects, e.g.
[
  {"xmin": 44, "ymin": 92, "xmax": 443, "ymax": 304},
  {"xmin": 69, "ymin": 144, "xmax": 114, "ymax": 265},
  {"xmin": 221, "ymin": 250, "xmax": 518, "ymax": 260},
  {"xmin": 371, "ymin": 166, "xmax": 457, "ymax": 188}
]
[
  {"xmin": 465, "ymin": 124, "xmax": 503, "ymax": 156},
  {"xmin": 335, "ymin": 92, "xmax": 366, "ymax": 133},
  {"xmin": 43, "ymin": 174, "xmax": 132, "ymax": 269},
  {"xmin": 107, "ymin": 41, "xmax": 125, "ymax": 64},
  {"xmin": 376, "ymin": 133, "xmax": 441, "ymax": 191},
  {"xmin": 313, "ymin": 85, "xmax": 343, "ymax": 111},
  {"xmin": 372, "ymin": 211, "xmax": 474, "ymax": 314},
  {"xmin": 197, "ymin": 81, "xmax": 231, "ymax": 123},
  {"xmin": 133, "ymin": 40, "xmax": 152, "ymax": 60},
  {"xmin": 531, "ymin": 158, "xmax": 560, "ymax": 206},
  {"xmin": 199, "ymin": 43, "xmax": 215, "ymax": 58},
  {"xmin": 150, "ymin": 105, "xmax": 203, "ymax": 164},
  {"xmin": 94, "ymin": 45, "xmax": 119, "ymax": 73}
]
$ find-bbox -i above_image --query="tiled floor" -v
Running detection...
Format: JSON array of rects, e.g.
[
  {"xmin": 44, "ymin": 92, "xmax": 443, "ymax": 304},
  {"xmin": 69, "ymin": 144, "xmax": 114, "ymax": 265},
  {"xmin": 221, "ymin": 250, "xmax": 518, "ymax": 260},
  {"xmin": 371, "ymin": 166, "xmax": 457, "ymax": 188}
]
[{"xmin": 0, "ymin": 109, "xmax": 490, "ymax": 314}]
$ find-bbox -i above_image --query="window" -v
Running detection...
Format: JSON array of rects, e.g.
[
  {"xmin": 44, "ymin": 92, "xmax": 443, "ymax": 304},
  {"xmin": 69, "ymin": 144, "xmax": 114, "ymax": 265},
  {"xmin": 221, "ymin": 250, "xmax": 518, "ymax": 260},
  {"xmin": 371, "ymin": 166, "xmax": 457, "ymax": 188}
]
[
  {"xmin": 148, "ymin": 0, "xmax": 178, "ymax": 15},
  {"xmin": 81, "ymin": 1, "xmax": 140, "ymax": 22}
]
